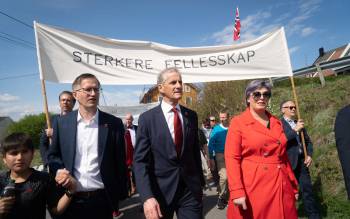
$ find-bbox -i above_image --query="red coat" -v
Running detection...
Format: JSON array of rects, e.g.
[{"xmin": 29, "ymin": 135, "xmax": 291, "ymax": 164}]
[{"xmin": 225, "ymin": 109, "xmax": 298, "ymax": 219}]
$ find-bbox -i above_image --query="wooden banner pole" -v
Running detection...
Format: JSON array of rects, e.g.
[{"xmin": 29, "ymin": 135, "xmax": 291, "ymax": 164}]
[{"xmin": 289, "ymin": 76, "xmax": 308, "ymax": 160}]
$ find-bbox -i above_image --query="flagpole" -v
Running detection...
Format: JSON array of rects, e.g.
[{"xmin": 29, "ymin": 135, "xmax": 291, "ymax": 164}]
[
  {"xmin": 34, "ymin": 21, "xmax": 52, "ymax": 131},
  {"xmin": 290, "ymin": 76, "xmax": 308, "ymax": 160}
]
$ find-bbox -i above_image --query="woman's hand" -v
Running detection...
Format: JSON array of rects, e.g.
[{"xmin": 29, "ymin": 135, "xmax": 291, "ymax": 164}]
[{"xmin": 233, "ymin": 197, "xmax": 247, "ymax": 210}]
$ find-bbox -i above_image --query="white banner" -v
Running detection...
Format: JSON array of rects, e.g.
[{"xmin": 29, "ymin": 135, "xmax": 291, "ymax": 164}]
[{"xmin": 34, "ymin": 22, "xmax": 293, "ymax": 85}]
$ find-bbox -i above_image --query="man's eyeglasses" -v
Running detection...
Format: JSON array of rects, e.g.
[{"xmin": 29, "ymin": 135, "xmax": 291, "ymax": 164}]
[
  {"xmin": 283, "ymin": 106, "xmax": 296, "ymax": 110},
  {"xmin": 75, "ymin": 87, "xmax": 102, "ymax": 94},
  {"xmin": 251, "ymin": 91, "xmax": 271, "ymax": 100}
]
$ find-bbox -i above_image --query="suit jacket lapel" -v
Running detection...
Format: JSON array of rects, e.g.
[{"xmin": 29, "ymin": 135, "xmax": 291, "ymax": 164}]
[
  {"xmin": 242, "ymin": 109, "xmax": 280, "ymax": 140},
  {"xmin": 180, "ymin": 106, "xmax": 189, "ymax": 157},
  {"xmin": 67, "ymin": 111, "xmax": 78, "ymax": 172},
  {"xmin": 98, "ymin": 111, "xmax": 108, "ymax": 166}
]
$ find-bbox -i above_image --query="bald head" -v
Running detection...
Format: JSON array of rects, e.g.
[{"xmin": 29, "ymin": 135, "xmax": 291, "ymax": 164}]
[{"xmin": 125, "ymin": 113, "xmax": 134, "ymax": 128}]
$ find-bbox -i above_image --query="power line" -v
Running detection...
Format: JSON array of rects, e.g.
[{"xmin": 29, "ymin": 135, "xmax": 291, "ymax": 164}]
[
  {"xmin": 0, "ymin": 73, "xmax": 37, "ymax": 81},
  {"xmin": 0, "ymin": 31, "xmax": 35, "ymax": 47},
  {"xmin": 0, "ymin": 35, "xmax": 35, "ymax": 49},
  {"xmin": 0, "ymin": 10, "xmax": 33, "ymax": 29}
]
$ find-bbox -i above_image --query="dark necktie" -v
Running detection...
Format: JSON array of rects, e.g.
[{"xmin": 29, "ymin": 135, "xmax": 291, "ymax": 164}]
[{"xmin": 172, "ymin": 107, "xmax": 183, "ymax": 157}]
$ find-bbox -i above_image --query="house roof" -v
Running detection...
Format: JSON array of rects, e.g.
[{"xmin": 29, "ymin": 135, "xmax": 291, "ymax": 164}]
[{"xmin": 313, "ymin": 43, "xmax": 350, "ymax": 64}]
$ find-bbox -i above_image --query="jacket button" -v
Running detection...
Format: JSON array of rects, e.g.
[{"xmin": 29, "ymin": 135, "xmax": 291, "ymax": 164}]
[
  {"xmin": 264, "ymin": 143, "xmax": 268, "ymax": 146},
  {"xmin": 263, "ymin": 166, "xmax": 268, "ymax": 170},
  {"xmin": 277, "ymin": 165, "xmax": 281, "ymax": 168},
  {"xmin": 263, "ymin": 152, "xmax": 269, "ymax": 157},
  {"xmin": 277, "ymin": 140, "xmax": 281, "ymax": 145}
]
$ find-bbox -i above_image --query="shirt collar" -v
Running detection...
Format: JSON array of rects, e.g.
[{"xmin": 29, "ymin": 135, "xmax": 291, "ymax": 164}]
[
  {"xmin": 283, "ymin": 116, "xmax": 294, "ymax": 123},
  {"xmin": 161, "ymin": 100, "xmax": 180, "ymax": 113},
  {"xmin": 77, "ymin": 109, "xmax": 99, "ymax": 124},
  {"xmin": 219, "ymin": 124, "xmax": 228, "ymax": 130}
]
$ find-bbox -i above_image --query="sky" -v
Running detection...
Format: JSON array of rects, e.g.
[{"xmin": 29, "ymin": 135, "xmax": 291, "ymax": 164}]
[{"xmin": 0, "ymin": 0, "xmax": 349, "ymax": 121}]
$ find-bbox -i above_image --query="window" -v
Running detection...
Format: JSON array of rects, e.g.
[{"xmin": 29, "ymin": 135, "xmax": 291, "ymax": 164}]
[
  {"xmin": 184, "ymin": 85, "xmax": 191, "ymax": 93},
  {"xmin": 185, "ymin": 97, "xmax": 192, "ymax": 105}
]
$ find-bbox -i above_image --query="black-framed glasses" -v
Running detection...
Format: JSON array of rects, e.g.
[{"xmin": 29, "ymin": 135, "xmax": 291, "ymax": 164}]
[
  {"xmin": 283, "ymin": 106, "xmax": 296, "ymax": 110},
  {"xmin": 251, "ymin": 91, "xmax": 271, "ymax": 100},
  {"xmin": 75, "ymin": 87, "xmax": 102, "ymax": 94}
]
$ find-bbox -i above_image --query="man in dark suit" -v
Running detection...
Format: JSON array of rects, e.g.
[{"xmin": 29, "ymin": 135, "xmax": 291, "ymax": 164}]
[
  {"xmin": 335, "ymin": 104, "xmax": 350, "ymax": 200},
  {"xmin": 280, "ymin": 100, "xmax": 320, "ymax": 219},
  {"xmin": 39, "ymin": 90, "xmax": 75, "ymax": 171},
  {"xmin": 48, "ymin": 73, "xmax": 127, "ymax": 219},
  {"xmin": 134, "ymin": 68, "xmax": 204, "ymax": 219}
]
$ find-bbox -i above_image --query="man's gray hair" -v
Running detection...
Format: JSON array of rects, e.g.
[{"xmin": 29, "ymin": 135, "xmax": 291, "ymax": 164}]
[
  {"xmin": 157, "ymin": 67, "xmax": 181, "ymax": 84},
  {"xmin": 245, "ymin": 80, "xmax": 272, "ymax": 106}
]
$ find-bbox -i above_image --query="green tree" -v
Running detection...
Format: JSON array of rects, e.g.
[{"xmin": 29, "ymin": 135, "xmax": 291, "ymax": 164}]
[
  {"xmin": 194, "ymin": 80, "xmax": 248, "ymax": 120},
  {"xmin": 6, "ymin": 113, "xmax": 47, "ymax": 149}
]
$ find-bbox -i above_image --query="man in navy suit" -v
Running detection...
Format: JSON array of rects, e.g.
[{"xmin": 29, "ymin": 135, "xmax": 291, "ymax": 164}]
[
  {"xmin": 134, "ymin": 68, "xmax": 204, "ymax": 219},
  {"xmin": 39, "ymin": 90, "xmax": 75, "ymax": 171},
  {"xmin": 48, "ymin": 73, "xmax": 127, "ymax": 219},
  {"xmin": 280, "ymin": 100, "xmax": 320, "ymax": 219}
]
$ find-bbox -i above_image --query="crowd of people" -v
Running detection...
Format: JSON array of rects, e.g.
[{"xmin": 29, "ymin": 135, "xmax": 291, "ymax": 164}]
[{"xmin": 0, "ymin": 67, "xmax": 349, "ymax": 219}]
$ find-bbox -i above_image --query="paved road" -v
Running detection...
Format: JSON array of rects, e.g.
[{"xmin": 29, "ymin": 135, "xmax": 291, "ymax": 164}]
[
  {"xmin": 46, "ymin": 185, "xmax": 227, "ymax": 219},
  {"xmin": 117, "ymin": 186, "xmax": 227, "ymax": 219}
]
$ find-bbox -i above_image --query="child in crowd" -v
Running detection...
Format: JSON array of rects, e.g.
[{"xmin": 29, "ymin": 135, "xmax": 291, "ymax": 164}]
[{"xmin": 0, "ymin": 132, "xmax": 76, "ymax": 219}]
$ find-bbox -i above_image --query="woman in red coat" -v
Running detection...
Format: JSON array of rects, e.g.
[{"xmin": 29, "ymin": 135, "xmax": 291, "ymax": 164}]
[{"xmin": 225, "ymin": 80, "xmax": 298, "ymax": 219}]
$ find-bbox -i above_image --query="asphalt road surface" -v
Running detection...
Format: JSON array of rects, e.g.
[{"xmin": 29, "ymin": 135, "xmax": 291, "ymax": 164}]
[{"xmin": 46, "ymin": 184, "xmax": 227, "ymax": 219}]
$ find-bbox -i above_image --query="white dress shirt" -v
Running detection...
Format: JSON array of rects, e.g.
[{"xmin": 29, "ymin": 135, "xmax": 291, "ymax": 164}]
[
  {"xmin": 161, "ymin": 101, "xmax": 184, "ymax": 142},
  {"xmin": 127, "ymin": 126, "xmax": 136, "ymax": 148},
  {"xmin": 74, "ymin": 109, "xmax": 104, "ymax": 191},
  {"xmin": 284, "ymin": 116, "xmax": 302, "ymax": 154}
]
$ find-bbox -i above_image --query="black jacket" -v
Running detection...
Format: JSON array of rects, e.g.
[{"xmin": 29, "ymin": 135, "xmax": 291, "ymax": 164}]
[{"xmin": 281, "ymin": 118, "xmax": 313, "ymax": 170}]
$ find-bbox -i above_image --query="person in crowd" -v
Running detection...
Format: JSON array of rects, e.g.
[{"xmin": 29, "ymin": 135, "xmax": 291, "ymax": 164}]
[
  {"xmin": 124, "ymin": 113, "xmax": 138, "ymax": 196},
  {"xmin": 208, "ymin": 111, "xmax": 230, "ymax": 209},
  {"xmin": 0, "ymin": 132, "xmax": 76, "ymax": 219},
  {"xmin": 48, "ymin": 73, "xmax": 127, "ymax": 219},
  {"xmin": 133, "ymin": 67, "xmax": 204, "ymax": 219},
  {"xmin": 39, "ymin": 91, "xmax": 75, "ymax": 171},
  {"xmin": 198, "ymin": 124, "xmax": 211, "ymax": 189},
  {"xmin": 334, "ymin": 104, "xmax": 350, "ymax": 200},
  {"xmin": 203, "ymin": 117, "xmax": 220, "ymax": 189},
  {"xmin": 280, "ymin": 100, "xmax": 320, "ymax": 219},
  {"xmin": 201, "ymin": 118, "xmax": 212, "ymax": 142},
  {"xmin": 225, "ymin": 80, "xmax": 298, "ymax": 219},
  {"xmin": 209, "ymin": 116, "xmax": 217, "ymax": 128}
]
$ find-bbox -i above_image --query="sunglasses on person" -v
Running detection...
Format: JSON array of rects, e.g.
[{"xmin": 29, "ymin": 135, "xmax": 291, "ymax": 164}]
[
  {"xmin": 251, "ymin": 91, "xmax": 271, "ymax": 100},
  {"xmin": 283, "ymin": 106, "xmax": 296, "ymax": 110}
]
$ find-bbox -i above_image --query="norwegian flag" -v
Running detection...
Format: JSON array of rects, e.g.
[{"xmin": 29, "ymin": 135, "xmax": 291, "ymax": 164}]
[{"xmin": 233, "ymin": 7, "xmax": 241, "ymax": 41}]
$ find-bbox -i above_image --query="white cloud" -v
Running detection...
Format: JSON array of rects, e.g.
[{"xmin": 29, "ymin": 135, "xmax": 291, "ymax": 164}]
[
  {"xmin": 289, "ymin": 46, "xmax": 300, "ymax": 54},
  {"xmin": 208, "ymin": 11, "xmax": 276, "ymax": 45},
  {"xmin": 0, "ymin": 105, "xmax": 37, "ymax": 120},
  {"xmin": 0, "ymin": 93, "xmax": 20, "ymax": 102},
  {"xmin": 285, "ymin": 0, "xmax": 321, "ymax": 36},
  {"xmin": 301, "ymin": 27, "xmax": 315, "ymax": 37},
  {"xmin": 205, "ymin": 0, "xmax": 321, "ymax": 45}
]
